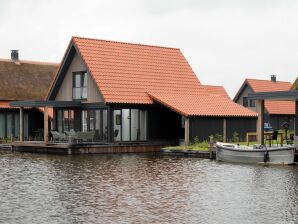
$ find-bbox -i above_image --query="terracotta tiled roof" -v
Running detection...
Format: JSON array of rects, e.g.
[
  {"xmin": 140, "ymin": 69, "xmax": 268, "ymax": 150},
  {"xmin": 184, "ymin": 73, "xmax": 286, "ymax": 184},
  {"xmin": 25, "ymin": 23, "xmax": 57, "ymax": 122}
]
[
  {"xmin": 265, "ymin": 101, "xmax": 295, "ymax": 115},
  {"xmin": 70, "ymin": 36, "xmax": 256, "ymax": 117},
  {"xmin": 0, "ymin": 101, "xmax": 16, "ymax": 109},
  {"xmin": 246, "ymin": 79, "xmax": 292, "ymax": 92},
  {"xmin": 148, "ymin": 91, "xmax": 257, "ymax": 117},
  {"xmin": 246, "ymin": 79, "xmax": 294, "ymax": 115},
  {"xmin": 72, "ymin": 37, "xmax": 201, "ymax": 104},
  {"xmin": 203, "ymin": 85, "xmax": 230, "ymax": 98}
]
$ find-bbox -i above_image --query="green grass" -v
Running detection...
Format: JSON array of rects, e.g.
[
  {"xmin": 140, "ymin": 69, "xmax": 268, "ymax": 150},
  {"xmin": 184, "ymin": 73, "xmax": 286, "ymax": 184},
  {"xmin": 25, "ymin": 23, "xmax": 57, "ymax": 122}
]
[{"xmin": 164, "ymin": 141, "xmax": 209, "ymax": 151}]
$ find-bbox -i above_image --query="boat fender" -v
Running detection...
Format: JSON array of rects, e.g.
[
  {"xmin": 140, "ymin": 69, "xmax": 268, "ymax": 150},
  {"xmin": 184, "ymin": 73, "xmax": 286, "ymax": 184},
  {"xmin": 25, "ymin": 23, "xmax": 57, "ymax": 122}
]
[{"xmin": 264, "ymin": 151, "xmax": 270, "ymax": 163}]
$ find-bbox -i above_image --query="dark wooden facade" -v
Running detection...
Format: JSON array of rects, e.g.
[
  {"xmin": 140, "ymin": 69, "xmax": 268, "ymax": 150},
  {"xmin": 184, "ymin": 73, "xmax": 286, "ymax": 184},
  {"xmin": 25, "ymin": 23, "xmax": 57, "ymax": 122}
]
[{"xmin": 190, "ymin": 117, "xmax": 257, "ymax": 142}]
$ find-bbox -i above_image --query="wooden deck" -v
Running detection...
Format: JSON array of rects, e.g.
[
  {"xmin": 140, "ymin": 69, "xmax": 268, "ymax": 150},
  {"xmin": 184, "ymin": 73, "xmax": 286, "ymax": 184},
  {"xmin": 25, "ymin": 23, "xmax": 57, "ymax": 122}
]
[{"xmin": 10, "ymin": 141, "xmax": 167, "ymax": 155}]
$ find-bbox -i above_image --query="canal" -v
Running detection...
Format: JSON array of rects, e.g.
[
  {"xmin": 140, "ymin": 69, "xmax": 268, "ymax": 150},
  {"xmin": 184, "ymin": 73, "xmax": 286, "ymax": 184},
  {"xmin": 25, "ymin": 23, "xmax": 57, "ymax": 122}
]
[{"xmin": 0, "ymin": 152, "xmax": 297, "ymax": 224}]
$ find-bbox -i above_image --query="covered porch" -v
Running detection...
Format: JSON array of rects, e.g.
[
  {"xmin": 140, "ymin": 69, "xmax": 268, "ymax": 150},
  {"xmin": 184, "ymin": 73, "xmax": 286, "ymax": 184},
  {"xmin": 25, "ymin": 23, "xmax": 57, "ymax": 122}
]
[
  {"xmin": 248, "ymin": 90, "xmax": 298, "ymax": 146},
  {"xmin": 10, "ymin": 100, "xmax": 113, "ymax": 143}
]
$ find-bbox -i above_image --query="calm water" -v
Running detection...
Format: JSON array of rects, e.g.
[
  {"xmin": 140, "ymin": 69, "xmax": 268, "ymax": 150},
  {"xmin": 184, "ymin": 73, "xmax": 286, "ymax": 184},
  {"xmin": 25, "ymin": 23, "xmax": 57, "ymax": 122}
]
[{"xmin": 0, "ymin": 152, "xmax": 297, "ymax": 224}]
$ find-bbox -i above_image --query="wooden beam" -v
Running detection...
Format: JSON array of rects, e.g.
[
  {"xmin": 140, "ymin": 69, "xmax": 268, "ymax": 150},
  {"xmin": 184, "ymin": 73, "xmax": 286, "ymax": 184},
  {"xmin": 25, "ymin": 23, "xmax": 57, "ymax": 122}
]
[
  {"xmin": 295, "ymin": 101, "xmax": 298, "ymax": 136},
  {"xmin": 185, "ymin": 117, "xmax": 190, "ymax": 146},
  {"xmin": 257, "ymin": 99, "xmax": 264, "ymax": 144},
  {"xmin": 223, "ymin": 118, "xmax": 227, "ymax": 142},
  {"xmin": 44, "ymin": 106, "xmax": 48, "ymax": 143},
  {"xmin": 19, "ymin": 107, "xmax": 24, "ymax": 142}
]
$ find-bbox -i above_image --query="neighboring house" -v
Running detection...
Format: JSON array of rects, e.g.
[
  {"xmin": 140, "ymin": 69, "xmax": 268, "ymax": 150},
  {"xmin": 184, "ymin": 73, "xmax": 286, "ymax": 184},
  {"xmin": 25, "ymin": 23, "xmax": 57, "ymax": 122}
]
[
  {"xmin": 14, "ymin": 36, "xmax": 257, "ymax": 143},
  {"xmin": 292, "ymin": 77, "xmax": 298, "ymax": 90},
  {"xmin": 0, "ymin": 51, "xmax": 58, "ymax": 140},
  {"xmin": 234, "ymin": 75, "xmax": 295, "ymax": 130}
]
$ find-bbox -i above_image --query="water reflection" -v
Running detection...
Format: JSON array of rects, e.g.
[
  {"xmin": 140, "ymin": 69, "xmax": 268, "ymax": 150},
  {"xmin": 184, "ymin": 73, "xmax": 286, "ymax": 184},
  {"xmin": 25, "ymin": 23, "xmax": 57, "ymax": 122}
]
[{"xmin": 0, "ymin": 152, "xmax": 297, "ymax": 223}]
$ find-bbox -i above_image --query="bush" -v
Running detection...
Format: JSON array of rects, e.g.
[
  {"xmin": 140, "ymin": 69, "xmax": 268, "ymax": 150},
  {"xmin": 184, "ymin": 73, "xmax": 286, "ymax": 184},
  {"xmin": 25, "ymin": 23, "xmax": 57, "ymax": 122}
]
[
  {"xmin": 193, "ymin": 136, "xmax": 200, "ymax": 144},
  {"xmin": 214, "ymin": 133, "xmax": 223, "ymax": 142},
  {"xmin": 232, "ymin": 132, "xmax": 239, "ymax": 142}
]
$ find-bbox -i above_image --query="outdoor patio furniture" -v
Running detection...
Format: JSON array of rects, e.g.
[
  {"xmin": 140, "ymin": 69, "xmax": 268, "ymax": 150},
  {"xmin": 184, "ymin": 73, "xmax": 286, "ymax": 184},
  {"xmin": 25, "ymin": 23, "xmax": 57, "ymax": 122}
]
[
  {"xmin": 51, "ymin": 131, "xmax": 67, "ymax": 142},
  {"xmin": 76, "ymin": 131, "xmax": 96, "ymax": 142},
  {"xmin": 265, "ymin": 130, "xmax": 279, "ymax": 146}
]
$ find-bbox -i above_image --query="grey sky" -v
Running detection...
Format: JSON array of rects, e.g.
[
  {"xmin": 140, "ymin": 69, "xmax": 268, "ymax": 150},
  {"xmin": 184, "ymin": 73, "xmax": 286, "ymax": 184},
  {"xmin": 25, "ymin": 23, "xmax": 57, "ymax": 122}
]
[{"xmin": 1, "ymin": 0, "xmax": 297, "ymax": 97}]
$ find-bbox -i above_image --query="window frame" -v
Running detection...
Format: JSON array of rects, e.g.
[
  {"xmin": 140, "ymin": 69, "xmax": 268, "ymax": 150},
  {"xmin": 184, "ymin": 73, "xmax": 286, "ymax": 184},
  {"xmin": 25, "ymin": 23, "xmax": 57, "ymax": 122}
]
[
  {"xmin": 243, "ymin": 97, "xmax": 248, "ymax": 107},
  {"xmin": 72, "ymin": 71, "xmax": 87, "ymax": 101}
]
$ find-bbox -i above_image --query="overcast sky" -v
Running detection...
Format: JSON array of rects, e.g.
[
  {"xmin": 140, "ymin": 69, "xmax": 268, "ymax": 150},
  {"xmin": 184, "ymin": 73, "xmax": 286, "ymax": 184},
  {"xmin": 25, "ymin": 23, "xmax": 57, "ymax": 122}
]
[{"xmin": 1, "ymin": 0, "xmax": 298, "ymax": 97}]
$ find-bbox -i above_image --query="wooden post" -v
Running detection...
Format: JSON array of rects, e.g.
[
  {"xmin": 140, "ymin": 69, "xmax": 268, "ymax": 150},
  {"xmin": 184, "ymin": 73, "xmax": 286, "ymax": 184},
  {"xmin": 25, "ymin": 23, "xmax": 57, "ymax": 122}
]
[
  {"xmin": 223, "ymin": 118, "xmax": 227, "ymax": 142},
  {"xmin": 295, "ymin": 101, "xmax": 298, "ymax": 136},
  {"xmin": 19, "ymin": 107, "xmax": 24, "ymax": 142},
  {"xmin": 257, "ymin": 99, "xmax": 264, "ymax": 145},
  {"xmin": 185, "ymin": 117, "xmax": 190, "ymax": 146},
  {"xmin": 44, "ymin": 106, "xmax": 48, "ymax": 143}
]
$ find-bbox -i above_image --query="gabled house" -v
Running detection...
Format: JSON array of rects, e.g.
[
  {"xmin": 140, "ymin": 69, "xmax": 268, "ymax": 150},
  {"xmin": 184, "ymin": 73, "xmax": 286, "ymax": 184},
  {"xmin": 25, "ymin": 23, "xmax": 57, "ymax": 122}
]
[
  {"xmin": 0, "ymin": 51, "xmax": 58, "ymax": 140},
  {"xmin": 292, "ymin": 77, "xmax": 298, "ymax": 90},
  {"xmin": 234, "ymin": 75, "xmax": 295, "ymax": 130},
  {"xmin": 12, "ymin": 37, "xmax": 257, "ymax": 144}
]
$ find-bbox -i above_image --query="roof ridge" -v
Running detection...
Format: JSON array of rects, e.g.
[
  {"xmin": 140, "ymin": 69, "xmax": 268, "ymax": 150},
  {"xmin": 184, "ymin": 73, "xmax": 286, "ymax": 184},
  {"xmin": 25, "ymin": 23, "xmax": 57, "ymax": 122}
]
[
  {"xmin": 72, "ymin": 36, "xmax": 180, "ymax": 51},
  {"xmin": 202, "ymin": 84, "xmax": 224, "ymax": 87},
  {"xmin": 0, "ymin": 58, "xmax": 59, "ymax": 66},
  {"xmin": 246, "ymin": 78, "xmax": 291, "ymax": 84}
]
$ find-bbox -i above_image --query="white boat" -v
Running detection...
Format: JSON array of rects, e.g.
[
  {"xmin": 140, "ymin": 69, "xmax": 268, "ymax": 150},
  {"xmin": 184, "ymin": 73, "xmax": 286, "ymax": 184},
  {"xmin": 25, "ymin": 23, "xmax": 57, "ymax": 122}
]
[{"xmin": 216, "ymin": 142, "xmax": 295, "ymax": 165}]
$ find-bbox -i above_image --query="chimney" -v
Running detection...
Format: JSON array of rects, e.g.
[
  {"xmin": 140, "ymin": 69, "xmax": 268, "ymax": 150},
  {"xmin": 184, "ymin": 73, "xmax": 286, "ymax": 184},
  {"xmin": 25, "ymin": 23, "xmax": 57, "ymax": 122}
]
[
  {"xmin": 271, "ymin": 75, "xmax": 276, "ymax": 82},
  {"xmin": 11, "ymin": 50, "xmax": 19, "ymax": 62}
]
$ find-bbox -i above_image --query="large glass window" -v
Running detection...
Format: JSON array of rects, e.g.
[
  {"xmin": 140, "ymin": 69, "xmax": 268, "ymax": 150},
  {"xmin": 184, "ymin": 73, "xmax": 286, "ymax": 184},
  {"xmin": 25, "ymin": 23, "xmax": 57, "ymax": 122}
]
[
  {"xmin": 103, "ymin": 110, "xmax": 108, "ymax": 141},
  {"xmin": 14, "ymin": 114, "xmax": 19, "ymax": 137},
  {"xmin": 24, "ymin": 114, "xmax": 29, "ymax": 138},
  {"xmin": 140, "ymin": 110, "xmax": 147, "ymax": 141},
  {"xmin": 63, "ymin": 110, "xmax": 74, "ymax": 132},
  {"xmin": 113, "ymin": 110, "xmax": 121, "ymax": 141},
  {"xmin": 6, "ymin": 113, "xmax": 13, "ymax": 137},
  {"xmin": 81, "ymin": 109, "xmax": 108, "ymax": 141},
  {"xmin": 0, "ymin": 114, "xmax": 5, "ymax": 138},
  {"xmin": 131, "ymin": 109, "xmax": 139, "ymax": 141},
  {"xmin": 122, "ymin": 109, "xmax": 130, "ymax": 141},
  {"xmin": 82, "ymin": 110, "xmax": 88, "ymax": 132},
  {"xmin": 249, "ymin": 99, "xmax": 255, "ymax": 107},
  {"xmin": 243, "ymin": 97, "xmax": 248, "ymax": 107},
  {"xmin": 113, "ymin": 109, "xmax": 147, "ymax": 142},
  {"xmin": 73, "ymin": 72, "xmax": 87, "ymax": 100},
  {"xmin": 57, "ymin": 110, "xmax": 63, "ymax": 132}
]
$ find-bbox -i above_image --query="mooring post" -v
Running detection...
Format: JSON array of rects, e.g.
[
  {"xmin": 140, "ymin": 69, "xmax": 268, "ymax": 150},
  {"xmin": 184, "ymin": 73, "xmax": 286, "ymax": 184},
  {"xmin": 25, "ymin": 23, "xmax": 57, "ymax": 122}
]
[{"xmin": 257, "ymin": 99, "xmax": 264, "ymax": 145}]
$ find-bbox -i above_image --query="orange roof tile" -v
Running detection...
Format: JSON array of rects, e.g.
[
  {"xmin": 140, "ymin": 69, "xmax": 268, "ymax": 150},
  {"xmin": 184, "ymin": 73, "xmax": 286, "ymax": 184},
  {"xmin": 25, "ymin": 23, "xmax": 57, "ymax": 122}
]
[
  {"xmin": 72, "ymin": 36, "xmax": 202, "ymax": 104},
  {"xmin": 148, "ymin": 92, "xmax": 257, "ymax": 117},
  {"xmin": 265, "ymin": 101, "xmax": 295, "ymax": 115},
  {"xmin": 246, "ymin": 79, "xmax": 292, "ymax": 92},
  {"xmin": 202, "ymin": 85, "xmax": 230, "ymax": 99},
  {"xmin": 0, "ymin": 101, "xmax": 16, "ymax": 109},
  {"xmin": 246, "ymin": 79, "xmax": 294, "ymax": 114},
  {"xmin": 69, "ymin": 36, "xmax": 256, "ymax": 117},
  {"xmin": 0, "ymin": 101, "xmax": 53, "ymax": 118}
]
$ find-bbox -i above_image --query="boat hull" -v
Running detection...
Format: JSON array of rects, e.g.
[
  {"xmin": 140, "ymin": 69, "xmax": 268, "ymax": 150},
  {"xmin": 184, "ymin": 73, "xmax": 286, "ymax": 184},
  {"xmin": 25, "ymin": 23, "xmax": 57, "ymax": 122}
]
[{"xmin": 216, "ymin": 143, "xmax": 295, "ymax": 165}]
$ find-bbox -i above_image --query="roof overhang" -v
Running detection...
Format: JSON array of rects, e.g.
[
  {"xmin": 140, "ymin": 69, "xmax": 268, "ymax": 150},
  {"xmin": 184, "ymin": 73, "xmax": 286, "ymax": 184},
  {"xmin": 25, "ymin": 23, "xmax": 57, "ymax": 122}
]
[
  {"xmin": 10, "ymin": 100, "xmax": 82, "ymax": 108},
  {"xmin": 10, "ymin": 100, "xmax": 108, "ymax": 109},
  {"xmin": 248, "ymin": 90, "xmax": 298, "ymax": 101}
]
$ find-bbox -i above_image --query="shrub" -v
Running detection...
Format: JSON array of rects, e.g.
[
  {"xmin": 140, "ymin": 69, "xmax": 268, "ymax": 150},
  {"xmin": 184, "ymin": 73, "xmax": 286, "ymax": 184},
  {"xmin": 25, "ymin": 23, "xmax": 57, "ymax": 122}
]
[
  {"xmin": 193, "ymin": 136, "xmax": 200, "ymax": 144},
  {"xmin": 232, "ymin": 132, "xmax": 239, "ymax": 142},
  {"xmin": 214, "ymin": 133, "xmax": 223, "ymax": 142}
]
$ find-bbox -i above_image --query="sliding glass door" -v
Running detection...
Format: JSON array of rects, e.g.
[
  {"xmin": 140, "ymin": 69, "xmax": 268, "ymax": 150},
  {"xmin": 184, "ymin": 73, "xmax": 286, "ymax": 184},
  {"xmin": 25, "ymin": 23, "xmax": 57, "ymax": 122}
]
[
  {"xmin": 113, "ymin": 109, "xmax": 147, "ymax": 142},
  {"xmin": 81, "ymin": 109, "xmax": 108, "ymax": 141}
]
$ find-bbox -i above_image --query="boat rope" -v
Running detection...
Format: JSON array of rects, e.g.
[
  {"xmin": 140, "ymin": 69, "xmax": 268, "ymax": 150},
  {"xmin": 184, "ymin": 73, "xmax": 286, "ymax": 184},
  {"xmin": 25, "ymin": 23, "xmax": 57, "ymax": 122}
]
[{"xmin": 263, "ymin": 145, "xmax": 270, "ymax": 163}]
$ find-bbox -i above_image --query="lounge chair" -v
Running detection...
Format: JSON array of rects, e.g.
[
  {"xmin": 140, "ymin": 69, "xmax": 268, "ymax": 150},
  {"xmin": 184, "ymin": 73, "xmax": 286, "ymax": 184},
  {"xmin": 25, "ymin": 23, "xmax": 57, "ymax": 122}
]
[
  {"xmin": 76, "ymin": 131, "xmax": 96, "ymax": 142},
  {"xmin": 51, "ymin": 131, "xmax": 67, "ymax": 142},
  {"xmin": 265, "ymin": 130, "xmax": 279, "ymax": 146}
]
